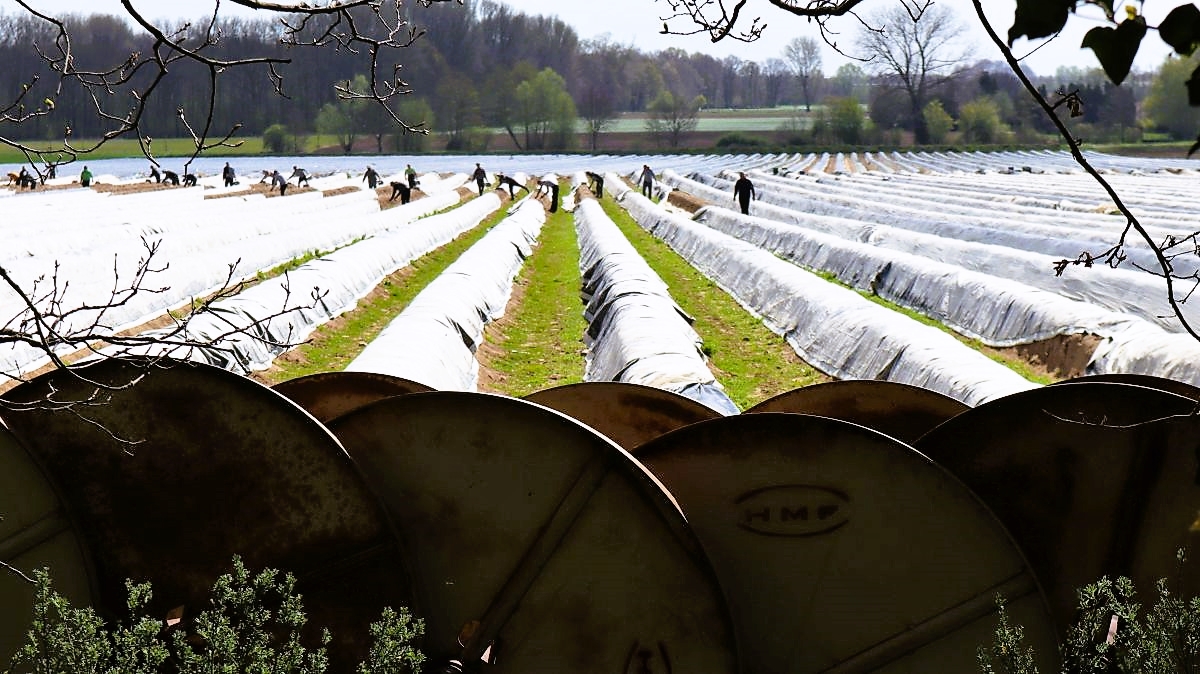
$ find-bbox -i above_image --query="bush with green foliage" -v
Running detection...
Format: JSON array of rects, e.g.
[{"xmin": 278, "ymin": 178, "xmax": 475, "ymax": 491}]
[
  {"xmin": 262, "ymin": 124, "xmax": 294, "ymax": 154},
  {"xmin": 715, "ymin": 133, "xmax": 765, "ymax": 149},
  {"xmin": 979, "ymin": 551, "xmax": 1200, "ymax": 673},
  {"xmin": 960, "ymin": 98, "xmax": 1008, "ymax": 145},
  {"xmin": 923, "ymin": 100, "xmax": 954, "ymax": 145},
  {"xmin": 5, "ymin": 557, "xmax": 424, "ymax": 674},
  {"xmin": 828, "ymin": 97, "xmax": 865, "ymax": 145}
]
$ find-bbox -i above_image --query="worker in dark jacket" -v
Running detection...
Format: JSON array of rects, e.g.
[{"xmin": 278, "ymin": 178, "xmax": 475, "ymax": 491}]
[
  {"xmin": 389, "ymin": 181, "xmax": 411, "ymax": 204},
  {"xmin": 363, "ymin": 166, "xmax": 380, "ymax": 189},
  {"xmin": 471, "ymin": 163, "xmax": 487, "ymax": 195},
  {"xmin": 289, "ymin": 166, "xmax": 310, "ymax": 187},
  {"xmin": 732, "ymin": 171, "xmax": 756, "ymax": 215},
  {"xmin": 495, "ymin": 173, "xmax": 529, "ymax": 199}
]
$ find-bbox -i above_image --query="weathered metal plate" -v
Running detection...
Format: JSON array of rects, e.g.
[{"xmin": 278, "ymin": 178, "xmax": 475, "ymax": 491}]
[
  {"xmin": 272, "ymin": 371, "xmax": 433, "ymax": 423},
  {"xmin": 0, "ymin": 423, "xmax": 95, "ymax": 664},
  {"xmin": 0, "ymin": 358, "xmax": 414, "ymax": 670},
  {"xmin": 745, "ymin": 380, "xmax": 969, "ymax": 445},
  {"xmin": 915, "ymin": 381, "xmax": 1200, "ymax": 632},
  {"xmin": 634, "ymin": 413, "xmax": 1057, "ymax": 674},
  {"xmin": 328, "ymin": 392, "xmax": 738, "ymax": 673},
  {"xmin": 1051, "ymin": 372, "xmax": 1200, "ymax": 401},
  {"xmin": 524, "ymin": 382, "xmax": 720, "ymax": 450}
]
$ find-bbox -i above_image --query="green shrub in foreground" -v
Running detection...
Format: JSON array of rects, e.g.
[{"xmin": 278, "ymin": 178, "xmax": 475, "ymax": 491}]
[
  {"xmin": 5, "ymin": 557, "xmax": 424, "ymax": 674},
  {"xmin": 980, "ymin": 550, "xmax": 1200, "ymax": 673}
]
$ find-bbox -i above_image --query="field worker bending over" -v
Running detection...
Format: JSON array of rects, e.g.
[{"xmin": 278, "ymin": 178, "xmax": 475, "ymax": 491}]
[
  {"xmin": 639, "ymin": 164, "xmax": 655, "ymax": 198},
  {"xmin": 586, "ymin": 171, "xmax": 604, "ymax": 198},
  {"xmin": 389, "ymin": 181, "xmax": 411, "ymax": 204},
  {"xmin": 149, "ymin": 165, "xmax": 161, "ymax": 183},
  {"xmin": 495, "ymin": 173, "xmax": 529, "ymax": 199},
  {"xmin": 162, "ymin": 170, "xmax": 180, "ymax": 186},
  {"xmin": 733, "ymin": 171, "xmax": 756, "ymax": 215},
  {"xmin": 271, "ymin": 170, "xmax": 288, "ymax": 195},
  {"xmin": 536, "ymin": 179, "xmax": 560, "ymax": 212},
  {"xmin": 289, "ymin": 166, "xmax": 310, "ymax": 187}
]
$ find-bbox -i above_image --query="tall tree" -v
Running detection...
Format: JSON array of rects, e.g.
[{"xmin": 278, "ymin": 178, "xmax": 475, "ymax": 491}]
[
  {"xmin": 784, "ymin": 36, "xmax": 823, "ymax": 111},
  {"xmin": 515, "ymin": 68, "xmax": 577, "ymax": 150},
  {"xmin": 645, "ymin": 90, "xmax": 705, "ymax": 148},
  {"xmin": 1144, "ymin": 55, "xmax": 1200, "ymax": 140},
  {"xmin": 433, "ymin": 72, "xmax": 481, "ymax": 150},
  {"xmin": 856, "ymin": 0, "xmax": 968, "ymax": 143},
  {"xmin": 762, "ymin": 59, "xmax": 791, "ymax": 108},
  {"xmin": 315, "ymin": 75, "xmax": 372, "ymax": 153}
]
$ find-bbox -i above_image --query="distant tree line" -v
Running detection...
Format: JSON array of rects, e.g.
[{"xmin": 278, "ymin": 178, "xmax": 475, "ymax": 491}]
[{"xmin": 0, "ymin": 1, "xmax": 1184, "ymax": 154}]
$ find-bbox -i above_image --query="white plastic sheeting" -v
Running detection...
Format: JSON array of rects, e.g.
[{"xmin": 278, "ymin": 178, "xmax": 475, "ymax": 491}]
[
  {"xmin": 691, "ymin": 204, "xmax": 1200, "ymax": 385},
  {"xmin": 0, "ymin": 187, "xmax": 447, "ymax": 377},
  {"xmin": 346, "ymin": 197, "xmax": 545, "ymax": 390},
  {"xmin": 574, "ymin": 198, "xmax": 738, "ymax": 415},
  {"xmin": 608, "ymin": 175, "xmax": 1038, "ymax": 406},
  {"xmin": 106, "ymin": 190, "xmax": 472, "ymax": 371},
  {"xmin": 662, "ymin": 170, "xmax": 1200, "ymax": 333}
]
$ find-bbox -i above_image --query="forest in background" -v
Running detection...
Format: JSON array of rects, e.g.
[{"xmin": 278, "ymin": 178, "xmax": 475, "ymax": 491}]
[{"xmin": 0, "ymin": 1, "xmax": 1189, "ymax": 154}]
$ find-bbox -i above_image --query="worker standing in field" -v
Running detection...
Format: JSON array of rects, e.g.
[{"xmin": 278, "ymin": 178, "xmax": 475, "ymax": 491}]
[
  {"xmin": 222, "ymin": 162, "xmax": 236, "ymax": 187},
  {"xmin": 79, "ymin": 165, "xmax": 92, "ymax": 187},
  {"xmin": 149, "ymin": 164, "xmax": 161, "ymax": 183},
  {"xmin": 471, "ymin": 163, "xmax": 487, "ymax": 196},
  {"xmin": 639, "ymin": 164, "xmax": 655, "ymax": 198},
  {"xmin": 405, "ymin": 163, "xmax": 418, "ymax": 189},
  {"xmin": 733, "ymin": 171, "xmax": 756, "ymax": 215},
  {"xmin": 363, "ymin": 165, "xmax": 380, "ymax": 189}
]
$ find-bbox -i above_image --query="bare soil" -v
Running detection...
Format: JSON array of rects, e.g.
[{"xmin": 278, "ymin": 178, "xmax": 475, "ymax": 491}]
[
  {"xmin": 476, "ymin": 274, "xmax": 531, "ymax": 393},
  {"xmin": 667, "ymin": 190, "xmax": 708, "ymax": 213}
]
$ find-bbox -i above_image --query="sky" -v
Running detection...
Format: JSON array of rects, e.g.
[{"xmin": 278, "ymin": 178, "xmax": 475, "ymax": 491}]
[{"xmin": 22, "ymin": 0, "xmax": 1177, "ymax": 78}]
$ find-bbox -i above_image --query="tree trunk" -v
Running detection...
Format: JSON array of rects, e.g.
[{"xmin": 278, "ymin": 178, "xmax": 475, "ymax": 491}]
[{"xmin": 505, "ymin": 125, "xmax": 524, "ymax": 151}]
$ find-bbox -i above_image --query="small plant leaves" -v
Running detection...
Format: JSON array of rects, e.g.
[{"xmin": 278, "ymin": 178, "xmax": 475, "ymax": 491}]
[
  {"xmin": 1082, "ymin": 16, "xmax": 1147, "ymax": 85},
  {"xmin": 1160, "ymin": 4, "xmax": 1200, "ymax": 56},
  {"xmin": 1009, "ymin": 0, "xmax": 1076, "ymax": 44}
]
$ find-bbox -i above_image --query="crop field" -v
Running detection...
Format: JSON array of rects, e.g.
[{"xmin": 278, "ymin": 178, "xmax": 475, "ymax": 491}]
[{"xmin": 4, "ymin": 148, "xmax": 1200, "ymax": 673}]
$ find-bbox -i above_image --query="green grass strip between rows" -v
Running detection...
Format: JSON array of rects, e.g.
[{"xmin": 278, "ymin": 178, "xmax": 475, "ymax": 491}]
[
  {"xmin": 599, "ymin": 195, "xmax": 829, "ymax": 410},
  {"xmin": 837, "ymin": 274, "xmax": 1055, "ymax": 385},
  {"xmin": 258, "ymin": 199, "xmax": 508, "ymax": 385},
  {"xmin": 484, "ymin": 191, "xmax": 588, "ymax": 396}
]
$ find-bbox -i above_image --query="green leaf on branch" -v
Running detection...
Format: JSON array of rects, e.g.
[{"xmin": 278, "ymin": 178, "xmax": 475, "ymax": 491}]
[
  {"xmin": 1082, "ymin": 16, "xmax": 1147, "ymax": 85},
  {"xmin": 1009, "ymin": 0, "xmax": 1076, "ymax": 44},
  {"xmin": 1160, "ymin": 4, "xmax": 1200, "ymax": 55}
]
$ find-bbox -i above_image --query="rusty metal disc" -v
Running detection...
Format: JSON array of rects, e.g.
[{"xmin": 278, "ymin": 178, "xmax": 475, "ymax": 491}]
[
  {"xmin": 634, "ymin": 413, "xmax": 1057, "ymax": 674},
  {"xmin": 523, "ymin": 382, "xmax": 721, "ymax": 450},
  {"xmin": 327, "ymin": 392, "xmax": 738, "ymax": 673},
  {"xmin": 1051, "ymin": 372, "xmax": 1200, "ymax": 401},
  {"xmin": 915, "ymin": 381, "xmax": 1200, "ymax": 632},
  {"xmin": 0, "ymin": 423, "xmax": 95, "ymax": 664},
  {"xmin": 272, "ymin": 371, "xmax": 434, "ymax": 424},
  {"xmin": 0, "ymin": 357, "xmax": 414, "ymax": 670},
  {"xmin": 745, "ymin": 380, "xmax": 969, "ymax": 445}
]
